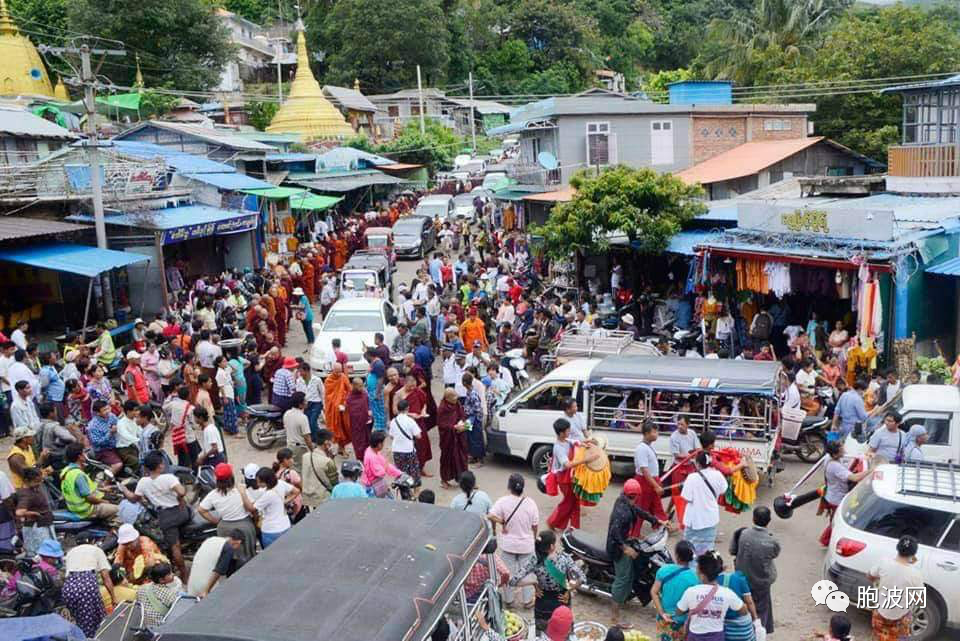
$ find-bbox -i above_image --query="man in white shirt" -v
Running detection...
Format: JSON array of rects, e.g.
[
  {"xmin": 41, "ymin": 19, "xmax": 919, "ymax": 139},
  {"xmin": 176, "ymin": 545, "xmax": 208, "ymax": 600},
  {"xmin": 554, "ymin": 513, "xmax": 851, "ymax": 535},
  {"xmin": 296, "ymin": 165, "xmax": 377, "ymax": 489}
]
[
  {"xmin": 320, "ymin": 277, "xmax": 337, "ymax": 315},
  {"xmin": 10, "ymin": 381, "xmax": 40, "ymax": 430},
  {"xmin": 195, "ymin": 332, "xmax": 222, "ymax": 370},
  {"xmin": 412, "ymin": 275, "xmax": 430, "ymax": 305},
  {"xmin": 8, "ymin": 350, "xmax": 38, "ymax": 399},
  {"xmin": 442, "ymin": 346, "xmax": 463, "ymax": 388},
  {"xmin": 680, "ymin": 451, "xmax": 728, "ymax": 555},
  {"xmin": 669, "ymin": 416, "xmax": 701, "ymax": 464},
  {"xmin": 632, "ymin": 420, "xmax": 666, "ymax": 528},
  {"xmin": 389, "ymin": 399, "xmax": 421, "ymax": 476},
  {"xmin": 464, "ymin": 342, "xmax": 490, "ymax": 371},
  {"xmin": 562, "ymin": 398, "xmax": 589, "ymax": 442},
  {"xmin": 132, "ymin": 451, "xmax": 188, "ymax": 579},
  {"xmin": 867, "ymin": 535, "xmax": 925, "ymax": 632},
  {"xmin": 782, "ymin": 372, "xmax": 801, "ymax": 410},
  {"xmin": 10, "ymin": 321, "xmax": 28, "ymax": 351},
  {"xmin": 283, "ymin": 392, "xmax": 314, "ymax": 462},
  {"xmin": 115, "ymin": 400, "xmax": 143, "ymax": 470},
  {"xmin": 795, "ymin": 358, "xmax": 817, "ymax": 395}
]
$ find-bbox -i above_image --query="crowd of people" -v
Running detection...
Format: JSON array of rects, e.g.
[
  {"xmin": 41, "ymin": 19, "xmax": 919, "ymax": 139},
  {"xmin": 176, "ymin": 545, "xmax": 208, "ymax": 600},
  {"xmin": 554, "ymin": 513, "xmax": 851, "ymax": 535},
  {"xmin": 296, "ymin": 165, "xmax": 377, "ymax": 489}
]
[{"xmin": 0, "ymin": 183, "xmax": 930, "ymax": 641}]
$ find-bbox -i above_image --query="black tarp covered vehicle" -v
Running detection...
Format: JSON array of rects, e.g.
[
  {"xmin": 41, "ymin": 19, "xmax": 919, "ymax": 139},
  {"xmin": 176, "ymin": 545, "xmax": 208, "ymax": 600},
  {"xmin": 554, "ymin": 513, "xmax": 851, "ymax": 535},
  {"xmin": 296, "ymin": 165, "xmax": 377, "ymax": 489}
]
[{"xmin": 155, "ymin": 500, "xmax": 498, "ymax": 641}]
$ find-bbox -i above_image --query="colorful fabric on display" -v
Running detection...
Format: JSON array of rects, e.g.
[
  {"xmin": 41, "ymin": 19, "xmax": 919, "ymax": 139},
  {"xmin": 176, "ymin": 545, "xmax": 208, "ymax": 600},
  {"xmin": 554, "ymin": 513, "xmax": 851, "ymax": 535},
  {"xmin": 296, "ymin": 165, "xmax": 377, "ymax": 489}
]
[{"xmin": 708, "ymin": 448, "xmax": 758, "ymax": 514}]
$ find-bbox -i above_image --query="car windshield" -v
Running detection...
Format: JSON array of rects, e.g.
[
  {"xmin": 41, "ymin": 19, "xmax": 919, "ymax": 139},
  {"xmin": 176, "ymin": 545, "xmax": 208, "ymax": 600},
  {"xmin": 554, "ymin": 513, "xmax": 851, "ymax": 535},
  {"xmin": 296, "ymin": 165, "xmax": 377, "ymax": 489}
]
[
  {"xmin": 453, "ymin": 194, "xmax": 475, "ymax": 207},
  {"xmin": 842, "ymin": 478, "xmax": 954, "ymax": 546},
  {"xmin": 322, "ymin": 311, "xmax": 383, "ymax": 332},
  {"xmin": 367, "ymin": 236, "xmax": 389, "ymax": 248},
  {"xmin": 394, "ymin": 224, "xmax": 422, "ymax": 237},
  {"xmin": 416, "ymin": 203, "xmax": 448, "ymax": 217}
]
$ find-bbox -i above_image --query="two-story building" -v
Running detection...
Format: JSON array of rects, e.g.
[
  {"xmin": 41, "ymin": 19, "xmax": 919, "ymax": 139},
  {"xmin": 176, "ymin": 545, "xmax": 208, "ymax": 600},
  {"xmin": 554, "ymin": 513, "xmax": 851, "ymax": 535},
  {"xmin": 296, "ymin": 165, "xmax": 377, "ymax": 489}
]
[
  {"xmin": 215, "ymin": 9, "xmax": 294, "ymax": 93},
  {"xmin": 487, "ymin": 84, "xmax": 816, "ymax": 188}
]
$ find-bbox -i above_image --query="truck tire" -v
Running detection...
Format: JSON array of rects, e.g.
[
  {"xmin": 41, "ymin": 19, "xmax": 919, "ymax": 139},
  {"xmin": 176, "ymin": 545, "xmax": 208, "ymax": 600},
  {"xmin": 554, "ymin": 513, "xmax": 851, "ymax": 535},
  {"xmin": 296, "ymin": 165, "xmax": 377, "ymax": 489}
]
[
  {"xmin": 910, "ymin": 589, "xmax": 944, "ymax": 641},
  {"xmin": 530, "ymin": 444, "xmax": 552, "ymax": 476}
]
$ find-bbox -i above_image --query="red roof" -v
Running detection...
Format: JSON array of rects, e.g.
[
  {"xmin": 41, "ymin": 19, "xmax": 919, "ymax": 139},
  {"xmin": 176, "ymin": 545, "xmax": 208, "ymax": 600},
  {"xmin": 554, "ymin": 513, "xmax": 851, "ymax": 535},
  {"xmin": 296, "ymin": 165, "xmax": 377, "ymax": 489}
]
[{"xmin": 676, "ymin": 137, "xmax": 825, "ymax": 185}]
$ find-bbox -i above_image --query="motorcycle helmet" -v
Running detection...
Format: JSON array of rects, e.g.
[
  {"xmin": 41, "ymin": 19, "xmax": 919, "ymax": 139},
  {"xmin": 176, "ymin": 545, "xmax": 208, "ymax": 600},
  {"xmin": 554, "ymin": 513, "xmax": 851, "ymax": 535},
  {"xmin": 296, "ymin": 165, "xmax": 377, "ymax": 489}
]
[{"xmin": 340, "ymin": 460, "xmax": 363, "ymax": 481}]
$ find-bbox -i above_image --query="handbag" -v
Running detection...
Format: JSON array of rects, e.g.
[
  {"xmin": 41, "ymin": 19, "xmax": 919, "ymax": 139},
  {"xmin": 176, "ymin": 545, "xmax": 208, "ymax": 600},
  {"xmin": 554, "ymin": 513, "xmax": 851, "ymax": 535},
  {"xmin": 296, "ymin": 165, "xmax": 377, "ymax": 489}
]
[{"xmin": 369, "ymin": 477, "xmax": 390, "ymax": 498}]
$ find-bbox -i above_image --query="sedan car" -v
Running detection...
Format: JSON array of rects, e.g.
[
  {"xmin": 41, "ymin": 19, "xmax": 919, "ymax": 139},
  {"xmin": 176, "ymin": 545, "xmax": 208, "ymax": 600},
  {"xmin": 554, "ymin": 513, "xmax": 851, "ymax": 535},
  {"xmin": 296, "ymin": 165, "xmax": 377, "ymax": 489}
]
[
  {"xmin": 310, "ymin": 298, "xmax": 399, "ymax": 376},
  {"xmin": 392, "ymin": 216, "xmax": 436, "ymax": 259},
  {"xmin": 452, "ymin": 192, "xmax": 477, "ymax": 221}
]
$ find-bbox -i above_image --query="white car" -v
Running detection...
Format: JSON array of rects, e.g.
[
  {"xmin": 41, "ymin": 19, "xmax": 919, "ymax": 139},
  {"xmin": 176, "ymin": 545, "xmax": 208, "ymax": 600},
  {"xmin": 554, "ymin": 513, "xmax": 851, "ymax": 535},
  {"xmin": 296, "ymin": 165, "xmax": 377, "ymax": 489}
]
[
  {"xmin": 310, "ymin": 298, "xmax": 399, "ymax": 376},
  {"xmin": 482, "ymin": 171, "xmax": 507, "ymax": 190},
  {"xmin": 415, "ymin": 194, "xmax": 454, "ymax": 220},
  {"xmin": 452, "ymin": 193, "xmax": 477, "ymax": 220},
  {"xmin": 824, "ymin": 462, "xmax": 960, "ymax": 640}
]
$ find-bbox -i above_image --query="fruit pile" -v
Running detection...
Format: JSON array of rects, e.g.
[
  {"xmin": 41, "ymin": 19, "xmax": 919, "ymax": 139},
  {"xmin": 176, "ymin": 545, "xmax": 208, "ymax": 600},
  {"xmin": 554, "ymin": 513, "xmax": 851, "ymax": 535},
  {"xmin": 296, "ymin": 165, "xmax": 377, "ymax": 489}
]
[
  {"xmin": 621, "ymin": 631, "xmax": 651, "ymax": 641},
  {"xmin": 504, "ymin": 610, "xmax": 526, "ymax": 640}
]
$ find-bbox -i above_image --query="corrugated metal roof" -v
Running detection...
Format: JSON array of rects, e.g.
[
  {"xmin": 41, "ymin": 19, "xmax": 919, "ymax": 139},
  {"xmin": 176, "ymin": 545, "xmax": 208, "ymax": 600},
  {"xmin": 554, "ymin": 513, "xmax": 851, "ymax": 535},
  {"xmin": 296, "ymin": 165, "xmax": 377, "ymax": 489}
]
[
  {"xmin": 265, "ymin": 153, "xmax": 318, "ymax": 162},
  {"xmin": 322, "ymin": 85, "xmax": 378, "ymax": 113},
  {"xmin": 115, "ymin": 121, "xmax": 276, "ymax": 152},
  {"xmin": 290, "ymin": 193, "xmax": 343, "ymax": 211},
  {"xmin": 182, "ymin": 172, "xmax": 273, "ymax": 190},
  {"xmin": 316, "ymin": 147, "xmax": 392, "ymax": 169},
  {"xmin": 68, "ymin": 205, "xmax": 255, "ymax": 231},
  {"xmin": 926, "ymin": 256, "xmax": 960, "ymax": 276},
  {"xmin": 0, "ymin": 216, "xmax": 88, "ymax": 241},
  {"xmin": 0, "ymin": 107, "xmax": 78, "ymax": 140},
  {"xmin": 443, "ymin": 97, "xmax": 512, "ymax": 114},
  {"xmin": 676, "ymin": 138, "xmax": 825, "ymax": 185},
  {"xmin": 296, "ymin": 172, "xmax": 406, "ymax": 192},
  {"xmin": 882, "ymin": 74, "xmax": 960, "ymax": 94},
  {"xmin": 522, "ymin": 186, "xmax": 576, "ymax": 203},
  {"xmin": 108, "ymin": 140, "xmax": 234, "ymax": 174}
]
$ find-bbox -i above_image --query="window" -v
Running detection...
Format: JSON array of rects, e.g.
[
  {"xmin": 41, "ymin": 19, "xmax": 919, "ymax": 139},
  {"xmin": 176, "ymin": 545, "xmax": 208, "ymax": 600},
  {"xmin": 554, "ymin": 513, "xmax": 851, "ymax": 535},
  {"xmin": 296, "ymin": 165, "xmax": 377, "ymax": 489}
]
[
  {"xmin": 842, "ymin": 481, "xmax": 954, "ymax": 547},
  {"xmin": 388, "ymin": 105, "xmax": 399, "ymax": 118},
  {"xmin": 651, "ymin": 120, "xmax": 674, "ymax": 165},
  {"xmin": 586, "ymin": 121, "xmax": 611, "ymax": 166},
  {"xmin": 903, "ymin": 89, "xmax": 960, "ymax": 145},
  {"xmin": 411, "ymin": 103, "xmax": 421, "ymax": 116},
  {"xmin": 763, "ymin": 119, "xmax": 793, "ymax": 131},
  {"xmin": 516, "ymin": 382, "xmax": 575, "ymax": 411},
  {"xmin": 939, "ymin": 519, "xmax": 960, "ymax": 550},
  {"xmin": 903, "ymin": 414, "xmax": 951, "ymax": 445}
]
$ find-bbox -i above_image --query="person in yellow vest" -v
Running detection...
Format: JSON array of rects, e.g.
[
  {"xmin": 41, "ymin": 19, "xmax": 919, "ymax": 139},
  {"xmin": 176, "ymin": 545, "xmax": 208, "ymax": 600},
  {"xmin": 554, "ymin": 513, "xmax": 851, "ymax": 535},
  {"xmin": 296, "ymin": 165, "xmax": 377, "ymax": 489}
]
[
  {"xmin": 86, "ymin": 324, "xmax": 117, "ymax": 368},
  {"xmin": 60, "ymin": 442, "xmax": 132, "ymax": 521},
  {"xmin": 7, "ymin": 426, "xmax": 49, "ymax": 489}
]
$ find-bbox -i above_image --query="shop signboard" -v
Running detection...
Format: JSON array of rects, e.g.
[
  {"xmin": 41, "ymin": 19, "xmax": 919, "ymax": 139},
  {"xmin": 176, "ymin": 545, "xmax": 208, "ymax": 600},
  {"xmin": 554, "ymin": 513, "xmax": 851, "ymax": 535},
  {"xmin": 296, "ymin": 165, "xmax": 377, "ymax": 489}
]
[
  {"xmin": 161, "ymin": 214, "xmax": 258, "ymax": 245},
  {"xmin": 737, "ymin": 202, "xmax": 895, "ymax": 242}
]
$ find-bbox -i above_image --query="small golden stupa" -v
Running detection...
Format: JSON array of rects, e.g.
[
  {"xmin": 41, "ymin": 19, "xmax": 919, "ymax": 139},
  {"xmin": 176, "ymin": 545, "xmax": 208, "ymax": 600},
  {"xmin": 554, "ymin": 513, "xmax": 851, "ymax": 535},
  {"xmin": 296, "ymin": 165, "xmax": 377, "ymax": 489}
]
[
  {"xmin": 266, "ymin": 22, "xmax": 353, "ymax": 140},
  {"xmin": 53, "ymin": 77, "xmax": 69, "ymax": 101},
  {"xmin": 0, "ymin": 0, "xmax": 54, "ymax": 98}
]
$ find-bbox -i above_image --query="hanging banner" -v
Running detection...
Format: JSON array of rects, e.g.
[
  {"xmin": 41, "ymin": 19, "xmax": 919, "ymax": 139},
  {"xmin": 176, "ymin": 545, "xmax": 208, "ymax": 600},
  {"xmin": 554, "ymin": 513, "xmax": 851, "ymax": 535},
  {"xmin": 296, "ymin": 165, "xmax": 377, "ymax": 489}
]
[{"xmin": 161, "ymin": 214, "xmax": 258, "ymax": 245}]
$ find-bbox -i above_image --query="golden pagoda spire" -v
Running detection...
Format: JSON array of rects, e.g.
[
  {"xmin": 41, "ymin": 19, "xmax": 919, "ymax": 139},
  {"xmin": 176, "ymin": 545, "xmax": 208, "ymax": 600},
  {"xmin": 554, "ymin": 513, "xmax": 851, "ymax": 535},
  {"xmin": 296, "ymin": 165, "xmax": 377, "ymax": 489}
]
[
  {"xmin": 0, "ymin": 0, "xmax": 55, "ymax": 97},
  {"xmin": 266, "ymin": 22, "xmax": 353, "ymax": 140},
  {"xmin": 53, "ymin": 76, "xmax": 69, "ymax": 101},
  {"xmin": 354, "ymin": 78, "xmax": 360, "ymax": 92},
  {"xmin": 134, "ymin": 53, "xmax": 144, "ymax": 91}
]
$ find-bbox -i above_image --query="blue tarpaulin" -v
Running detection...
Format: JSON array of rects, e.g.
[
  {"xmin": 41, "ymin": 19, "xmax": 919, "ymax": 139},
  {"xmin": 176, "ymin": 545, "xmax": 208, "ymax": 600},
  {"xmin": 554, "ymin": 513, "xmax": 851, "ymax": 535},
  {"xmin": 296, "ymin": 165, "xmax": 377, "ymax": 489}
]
[
  {"xmin": 0, "ymin": 243, "xmax": 149, "ymax": 277},
  {"xmin": 0, "ymin": 614, "xmax": 85, "ymax": 641}
]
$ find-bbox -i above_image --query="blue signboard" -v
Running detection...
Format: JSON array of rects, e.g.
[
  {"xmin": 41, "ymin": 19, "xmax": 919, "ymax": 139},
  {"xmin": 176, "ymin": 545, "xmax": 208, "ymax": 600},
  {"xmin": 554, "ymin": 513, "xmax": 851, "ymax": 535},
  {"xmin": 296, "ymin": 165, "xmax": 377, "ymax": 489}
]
[{"xmin": 161, "ymin": 215, "xmax": 258, "ymax": 245}]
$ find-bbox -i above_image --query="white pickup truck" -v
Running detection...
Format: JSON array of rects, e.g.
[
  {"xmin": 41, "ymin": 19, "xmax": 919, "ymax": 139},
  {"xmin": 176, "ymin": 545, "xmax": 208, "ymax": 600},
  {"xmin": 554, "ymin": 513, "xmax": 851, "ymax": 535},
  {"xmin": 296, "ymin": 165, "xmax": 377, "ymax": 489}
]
[
  {"xmin": 487, "ymin": 355, "xmax": 783, "ymax": 479},
  {"xmin": 845, "ymin": 384, "xmax": 960, "ymax": 463}
]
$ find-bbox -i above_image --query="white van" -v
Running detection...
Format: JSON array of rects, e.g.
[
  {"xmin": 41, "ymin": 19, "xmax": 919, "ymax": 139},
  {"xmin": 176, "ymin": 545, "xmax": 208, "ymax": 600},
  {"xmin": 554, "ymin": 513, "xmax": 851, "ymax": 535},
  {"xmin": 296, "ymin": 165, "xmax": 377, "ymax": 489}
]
[
  {"xmin": 415, "ymin": 194, "xmax": 454, "ymax": 220},
  {"xmin": 487, "ymin": 355, "xmax": 783, "ymax": 478}
]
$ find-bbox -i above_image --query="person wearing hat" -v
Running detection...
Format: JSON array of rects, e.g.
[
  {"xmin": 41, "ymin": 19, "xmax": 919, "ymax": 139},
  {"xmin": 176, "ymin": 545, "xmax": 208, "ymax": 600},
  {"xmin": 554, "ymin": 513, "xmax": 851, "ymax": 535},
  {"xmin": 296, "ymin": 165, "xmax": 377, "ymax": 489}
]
[
  {"xmin": 441, "ymin": 344, "xmax": 463, "ymax": 389},
  {"xmin": 122, "ymin": 350, "xmax": 150, "ymax": 406},
  {"xmin": 903, "ymin": 424, "xmax": 929, "ymax": 462},
  {"xmin": 7, "ymin": 423, "xmax": 46, "ymax": 489},
  {"xmin": 363, "ymin": 277, "xmax": 382, "ymax": 299},
  {"xmin": 606, "ymin": 478, "xmax": 666, "ymax": 627},
  {"xmin": 115, "ymin": 523, "xmax": 167, "ymax": 585},
  {"xmin": 341, "ymin": 278, "xmax": 357, "ymax": 299},
  {"xmin": 36, "ymin": 538, "xmax": 65, "ymax": 575},
  {"xmin": 270, "ymin": 356, "xmax": 299, "ymax": 411},
  {"xmin": 198, "ymin": 462, "xmax": 258, "ymax": 561},
  {"xmin": 290, "ymin": 286, "xmax": 315, "ymax": 347}
]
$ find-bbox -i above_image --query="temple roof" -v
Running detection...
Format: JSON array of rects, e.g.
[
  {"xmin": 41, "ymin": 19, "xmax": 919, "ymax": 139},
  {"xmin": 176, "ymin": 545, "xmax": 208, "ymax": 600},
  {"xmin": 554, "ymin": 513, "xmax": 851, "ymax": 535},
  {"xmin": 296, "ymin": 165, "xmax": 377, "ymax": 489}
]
[
  {"xmin": 266, "ymin": 26, "xmax": 353, "ymax": 141},
  {"xmin": 0, "ymin": 0, "xmax": 55, "ymax": 98}
]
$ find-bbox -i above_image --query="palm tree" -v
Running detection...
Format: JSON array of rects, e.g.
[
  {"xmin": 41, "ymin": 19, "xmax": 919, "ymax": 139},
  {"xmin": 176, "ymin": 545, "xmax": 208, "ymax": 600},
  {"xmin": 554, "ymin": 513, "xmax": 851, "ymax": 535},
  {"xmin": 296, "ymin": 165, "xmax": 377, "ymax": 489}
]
[{"xmin": 701, "ymin": 0, "xmax": 851, "ymax": 86}]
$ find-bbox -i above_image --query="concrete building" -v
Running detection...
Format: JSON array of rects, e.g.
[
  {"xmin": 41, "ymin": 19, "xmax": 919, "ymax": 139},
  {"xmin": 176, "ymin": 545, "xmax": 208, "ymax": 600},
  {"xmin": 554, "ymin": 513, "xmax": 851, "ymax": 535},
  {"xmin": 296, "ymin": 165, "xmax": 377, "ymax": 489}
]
[{"xmin": 215, "ymin": 8, "xmax": 294, "ymax": 93}]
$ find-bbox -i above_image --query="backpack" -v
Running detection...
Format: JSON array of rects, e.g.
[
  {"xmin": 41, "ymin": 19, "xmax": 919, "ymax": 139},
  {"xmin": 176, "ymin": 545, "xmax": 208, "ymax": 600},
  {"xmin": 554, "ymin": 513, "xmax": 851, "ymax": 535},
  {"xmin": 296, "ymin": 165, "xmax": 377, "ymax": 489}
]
[{"xmin": 751, "ymin": 312, "xmax": 772, "ymax": 340}]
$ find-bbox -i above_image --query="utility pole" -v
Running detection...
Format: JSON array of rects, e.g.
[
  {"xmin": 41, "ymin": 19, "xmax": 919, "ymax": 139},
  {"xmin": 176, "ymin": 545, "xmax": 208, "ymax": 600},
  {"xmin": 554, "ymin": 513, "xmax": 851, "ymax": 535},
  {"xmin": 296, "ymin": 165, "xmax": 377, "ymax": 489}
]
[
  {"xmin": 468, "ymin": 71, "xmax": 477, "ymax": 154},
  {"xmin": 416, "ymin": 64, "xmax": 425, "ymax": 135},
  {"xmin": 43, "ymin": 42, "xmax": 125, "ymax": 318}
]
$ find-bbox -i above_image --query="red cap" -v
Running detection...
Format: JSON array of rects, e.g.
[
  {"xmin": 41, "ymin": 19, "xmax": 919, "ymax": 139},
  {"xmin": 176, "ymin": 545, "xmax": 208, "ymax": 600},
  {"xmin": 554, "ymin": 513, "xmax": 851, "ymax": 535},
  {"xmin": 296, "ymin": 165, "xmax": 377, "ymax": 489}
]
[
  {"xmin": 282, "ymin": 356, "xmax": 298, "ymax": 369},
  {"xmin": 214, "ymin": 463, "xmax": 233, "ymax": 481},
  {"xmin": 624, "ymin": 478, "xmax": 643, "ymax": 497},
  {"xmin": 545, "ymin": 606, "xmax": 573, "ymax": 641}
]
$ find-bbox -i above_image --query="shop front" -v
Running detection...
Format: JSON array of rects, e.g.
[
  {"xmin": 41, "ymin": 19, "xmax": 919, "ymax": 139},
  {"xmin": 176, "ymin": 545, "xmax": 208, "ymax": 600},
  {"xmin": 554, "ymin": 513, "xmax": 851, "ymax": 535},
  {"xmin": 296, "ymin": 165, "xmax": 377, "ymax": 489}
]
[{"xmin": 69, "ymin": 205, "xmax": 259, "ymax": 314}]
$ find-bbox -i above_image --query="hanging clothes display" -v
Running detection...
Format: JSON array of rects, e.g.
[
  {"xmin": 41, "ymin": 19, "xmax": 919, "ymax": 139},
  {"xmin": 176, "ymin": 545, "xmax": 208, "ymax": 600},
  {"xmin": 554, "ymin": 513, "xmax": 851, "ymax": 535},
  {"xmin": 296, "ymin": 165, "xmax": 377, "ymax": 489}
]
[
  {"xmin": 736, "ymin": 259, "xmax": 769, "ymax": 294},
  {"xmin": 763, "ymin": 261, "xmax": 792, "ymax": 299}
]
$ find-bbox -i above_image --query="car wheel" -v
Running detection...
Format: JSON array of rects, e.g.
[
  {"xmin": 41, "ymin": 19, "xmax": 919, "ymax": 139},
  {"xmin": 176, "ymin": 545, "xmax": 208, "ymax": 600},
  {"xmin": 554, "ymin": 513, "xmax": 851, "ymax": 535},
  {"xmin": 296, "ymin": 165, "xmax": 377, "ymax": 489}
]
[
  {"xmin": 909, "ymin": 592, "xmax": 944, "ymax": 641},
  {"xmin": 530, "ymin": 444, "xmax": 553, "ymax": 476}
]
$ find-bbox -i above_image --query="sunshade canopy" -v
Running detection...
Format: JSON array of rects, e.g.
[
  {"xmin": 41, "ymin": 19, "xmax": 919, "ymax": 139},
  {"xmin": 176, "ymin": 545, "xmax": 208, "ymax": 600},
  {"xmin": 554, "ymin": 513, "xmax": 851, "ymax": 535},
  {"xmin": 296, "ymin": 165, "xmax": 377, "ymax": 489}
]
[
  {"xmin": 586, "ymin": 355, "xmax": 782, "ymax": 396},
  {"xmin": 0, "ymin": 243, "xmax": 148, "ymax": 277}
]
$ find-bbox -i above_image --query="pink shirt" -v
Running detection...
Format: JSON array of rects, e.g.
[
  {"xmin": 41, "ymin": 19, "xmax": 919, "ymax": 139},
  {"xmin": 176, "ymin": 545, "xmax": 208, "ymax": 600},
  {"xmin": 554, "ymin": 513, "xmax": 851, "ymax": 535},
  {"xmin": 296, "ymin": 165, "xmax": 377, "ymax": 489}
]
[
  {"xmin": 490, "ymin": 495, "xmax": 539, "ymax": 555},
  {"xmin": 361, "ymin": 447, "xmax": 402, "ymax": 486}
]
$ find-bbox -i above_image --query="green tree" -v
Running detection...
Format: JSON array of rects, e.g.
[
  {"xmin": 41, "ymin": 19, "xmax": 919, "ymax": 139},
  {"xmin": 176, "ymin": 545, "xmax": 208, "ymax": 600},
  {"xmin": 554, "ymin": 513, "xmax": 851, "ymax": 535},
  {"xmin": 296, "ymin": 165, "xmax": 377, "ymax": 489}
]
[
  {"xmin": 796, "ymin": 5, "xmax": 960, "ymax": 160},
  {"xmin": 308, "ymin": 0, "xmax": 449, "ymax": 93},
  {"xmin": 368, "ymin": 119, "xmax": 462, "ymax": 174},
  {"xmin": 246, "ymin": 100, "xmax": 279, "ymax": 131},
  {"xmin": 139, "ymin": 91, "xmax": 179, "ymax": 118},
  {"xmin": 642, "ymin": 0, "xmax": 752, "ymax": 71},
  {"xmin": 506, "ymin": 0, "xmax": 596, "ymax": 89},
  {"xmin": 698, "ymin": 0, "xmax": 851, "ymax": 85},
  {"xmin": 8, "ymin": 0, "xmax": 69, "ymax": 42},
  {"xmin": 641, "ymin": 68, "xmax": 694, "ymax": 102},
  {"xmin": 534, "ymin": 165, "xmax": 706, "ymax": 259},
  {"xmin": 475, "ymin": 39, "xmax": 535, "ymax": 95},
  {"xmin": 68, "ymin": 0, "xmax": 234, "ymax": 90},
  {"xmin": 573, "ymin": 0, "xmax": 652, "ymax": 87}
]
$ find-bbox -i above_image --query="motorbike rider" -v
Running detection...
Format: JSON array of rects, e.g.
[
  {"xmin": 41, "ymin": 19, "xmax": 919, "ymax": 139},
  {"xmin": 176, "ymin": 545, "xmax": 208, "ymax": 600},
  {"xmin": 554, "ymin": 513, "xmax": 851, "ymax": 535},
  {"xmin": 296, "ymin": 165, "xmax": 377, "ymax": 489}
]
[
  {"xmin": 60, "ymin": 442, "xmax": 133, "ymax": 524},
  {"xmin": 607, "ymin": 479, "xmax": 666, "ymax": 628}
]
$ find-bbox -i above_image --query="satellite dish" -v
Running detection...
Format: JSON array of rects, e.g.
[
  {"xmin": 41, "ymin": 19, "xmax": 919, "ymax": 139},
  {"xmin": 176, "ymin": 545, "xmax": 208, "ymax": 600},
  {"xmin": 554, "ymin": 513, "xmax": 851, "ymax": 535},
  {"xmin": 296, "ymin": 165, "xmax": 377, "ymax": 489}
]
[
  {"xmin": 454, "ymin": 154, "xmax": 471, "ymax": 168},
  {"xmin": 537, "ymin": 152, "xmax": 558, "ymax": 170}
]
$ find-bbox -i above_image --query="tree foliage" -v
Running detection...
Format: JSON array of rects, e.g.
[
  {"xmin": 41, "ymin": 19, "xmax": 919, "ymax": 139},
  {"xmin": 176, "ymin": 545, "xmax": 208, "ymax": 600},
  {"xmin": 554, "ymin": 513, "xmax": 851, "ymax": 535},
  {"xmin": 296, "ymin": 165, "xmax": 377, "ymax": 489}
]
[
  {"xmin": 534, "ymin": 166, "xmax": 706, "ymax": 259},
  {"xmin": 372, "ymin": 119, "xmax": 461, "ymax": 175},
  {"xmin": 68, "ymin": 0, "xmax": 234, "ymax": 90},
  {"xmin": 246, "ymin": 100, "xmax": 279, "ymax": 131},
  {"xmin": 308, "ymin": 0, "xmax": 449, "ymax": 91},
  {"xmin": 139, "ymin": 91, "xmax": 180, "ymax": 119},
  {"xmin": 8, "ymin": 0, "xmax": 69, "ymax": 42}
]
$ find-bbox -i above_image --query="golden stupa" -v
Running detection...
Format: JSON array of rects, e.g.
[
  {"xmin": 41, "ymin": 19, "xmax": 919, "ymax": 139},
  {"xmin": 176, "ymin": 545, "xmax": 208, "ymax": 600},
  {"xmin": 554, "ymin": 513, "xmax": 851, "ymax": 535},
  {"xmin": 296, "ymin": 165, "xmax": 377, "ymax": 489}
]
[
  {"xmin": 53, "ymin": 77, "xmax": 69, "ymax": 101},
  {"xmin": 0, "ymin": 0, "xmax": 54, "ymax": 98},
  {"xmin": 266, "ymin": 23, "xmax": 353, "ymax": 140}
]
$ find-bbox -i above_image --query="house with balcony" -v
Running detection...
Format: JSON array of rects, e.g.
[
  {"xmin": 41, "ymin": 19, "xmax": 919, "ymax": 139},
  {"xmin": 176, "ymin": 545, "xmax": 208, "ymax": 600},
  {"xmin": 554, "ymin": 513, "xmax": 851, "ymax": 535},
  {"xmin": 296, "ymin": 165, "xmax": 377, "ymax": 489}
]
[{"xmin": 215, "ymin": 9, "xmax": 294, "ymax": 93}]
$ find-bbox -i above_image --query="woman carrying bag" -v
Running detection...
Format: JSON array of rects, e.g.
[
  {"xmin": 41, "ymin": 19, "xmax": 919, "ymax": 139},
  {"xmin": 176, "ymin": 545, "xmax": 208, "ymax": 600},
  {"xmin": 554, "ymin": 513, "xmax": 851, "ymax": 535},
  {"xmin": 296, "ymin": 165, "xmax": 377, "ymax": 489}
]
[{"xmin": 508, "ymin": 530, "xmax": 585, "ymax": 633}]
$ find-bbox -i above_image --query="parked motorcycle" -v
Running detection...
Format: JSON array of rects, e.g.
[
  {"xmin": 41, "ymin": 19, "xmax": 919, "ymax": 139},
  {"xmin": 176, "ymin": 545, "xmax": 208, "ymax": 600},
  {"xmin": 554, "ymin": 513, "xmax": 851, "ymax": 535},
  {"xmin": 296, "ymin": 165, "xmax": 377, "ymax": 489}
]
[
  {"xmin": 561, "ymin": 526, "xmax": 672, "ymax": 606},
  {"xmin": 393, "ymin": 474, "xmax": 418, "ymax": 501},
  {"xmin": 501, "ymin": 348, "xmax": 530, "ymax": 390},
  {"xmin": 135, "ymin": 501, "xmax": 217, "ymax": 561},
  {"xmin": 245, "ymin": 403, "xmax": 285, "ymax": 450},
  {"xmin": 0, "ymin": 558, "xmax": 67, "ymax": 618}
]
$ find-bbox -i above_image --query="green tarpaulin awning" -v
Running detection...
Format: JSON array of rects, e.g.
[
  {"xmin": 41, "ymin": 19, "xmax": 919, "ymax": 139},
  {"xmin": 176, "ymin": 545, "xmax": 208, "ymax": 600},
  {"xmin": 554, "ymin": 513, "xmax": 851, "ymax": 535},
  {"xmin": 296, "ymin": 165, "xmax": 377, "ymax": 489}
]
[
  {"xmin": 290, "ymin": 194, "xmax": 343, "ymax": 211},
  {"xmin": 241, "ymin": 186, "xmax": 309, "ymax": 200}
]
